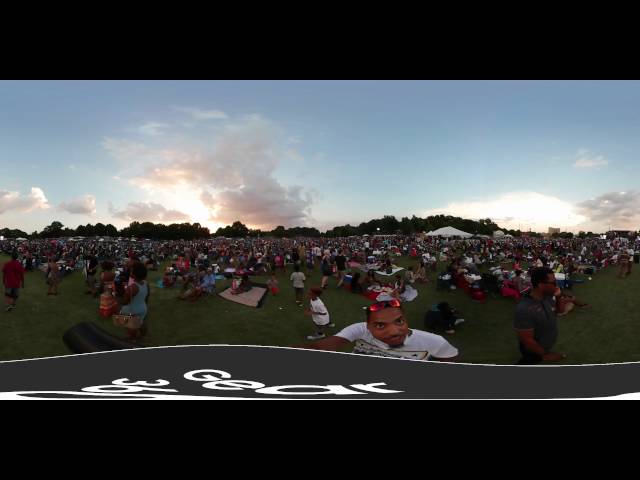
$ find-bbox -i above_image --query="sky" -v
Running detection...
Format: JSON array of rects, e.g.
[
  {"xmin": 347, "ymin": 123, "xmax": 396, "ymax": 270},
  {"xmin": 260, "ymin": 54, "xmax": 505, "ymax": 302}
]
[{"xmin": 1, "ymin": 80, "xmax": 639, "ymax": 234}]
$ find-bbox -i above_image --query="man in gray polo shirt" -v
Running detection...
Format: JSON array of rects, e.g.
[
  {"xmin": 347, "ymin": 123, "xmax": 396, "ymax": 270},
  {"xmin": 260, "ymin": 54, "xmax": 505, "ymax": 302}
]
[{"xmin": 514, "ymin": 267, "xmax": 567, "ymax": 365}]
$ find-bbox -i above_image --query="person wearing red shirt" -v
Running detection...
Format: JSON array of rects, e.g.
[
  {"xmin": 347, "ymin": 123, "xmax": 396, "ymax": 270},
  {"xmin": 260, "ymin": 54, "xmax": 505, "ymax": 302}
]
[{"xmin": 3, "ymin": 251, "xmax": 25, "ymax": 312}]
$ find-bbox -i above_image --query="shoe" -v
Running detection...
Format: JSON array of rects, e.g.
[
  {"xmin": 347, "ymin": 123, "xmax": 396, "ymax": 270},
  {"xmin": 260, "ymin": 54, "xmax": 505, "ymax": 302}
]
[
  {"xmin": 5, "ymin": 306, "xmax": 13, "ymax": 312},
  {"xmin": 454, "ymin": 319, "xmax": 465, "ymax": 326},
  {"xmin": 445, "ymin": 329, "xmax": 456, "ymax": 334},
  {"xmin": 328, "ymin": 323, "xmax": 336, "ymax": 328},
  {"xmin": 306, "ymin": 334, "xmax": 326, "ymax": 340}
]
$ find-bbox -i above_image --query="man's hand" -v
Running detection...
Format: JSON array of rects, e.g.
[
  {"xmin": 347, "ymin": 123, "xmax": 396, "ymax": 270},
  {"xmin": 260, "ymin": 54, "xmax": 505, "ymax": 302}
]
[
  {"xmin": 543, "ymin": 352, "xmax": 567, "ymax": 362},
  {"xmin": 303, "ymin": 309, "xmax": 312, "ymax": 316}
]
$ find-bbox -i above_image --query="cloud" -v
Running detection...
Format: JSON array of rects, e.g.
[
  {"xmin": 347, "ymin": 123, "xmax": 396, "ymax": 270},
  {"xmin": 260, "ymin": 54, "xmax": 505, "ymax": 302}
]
[
  {"xmin": 138, "ymin": 122, "xmax": 169, "ymax": 136},
  {"xmin": 202, "ymin": 179, "xmax": 317, "ymax": 229},
  {"xmin": 575, "ymin": 190, "xmax": 640, "ymax": 230},
  {"xmin": 573, "ymin": 149, "xmax": 609, "ymax": 168},
  {"xmin": 174, "ymin": 107, "xmax": 228, "ymax": 120},
  {"xmin": 59, "ymin": 195, "xmax": 96, "ymax": 215},
  {"xmin": 108, "ymin": 202, "xmax": 190, "ymax": 223},
  {"xmin": 0, "ymin": 187, "xmax": 50, "ymax": 215},
  {"xmin": 105, "ymin": 115, "xmax": 315, "ymax": 230},
  {"xmin": 423, "ymin": 191, "xmax": 588, "ymax": 232}
]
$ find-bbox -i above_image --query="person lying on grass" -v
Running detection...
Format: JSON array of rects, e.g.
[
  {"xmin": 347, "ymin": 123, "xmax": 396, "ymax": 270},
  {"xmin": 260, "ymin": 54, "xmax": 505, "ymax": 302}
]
[{"xmin": 293, "ymin": 298, "xmax": 458, "ymax": 362}]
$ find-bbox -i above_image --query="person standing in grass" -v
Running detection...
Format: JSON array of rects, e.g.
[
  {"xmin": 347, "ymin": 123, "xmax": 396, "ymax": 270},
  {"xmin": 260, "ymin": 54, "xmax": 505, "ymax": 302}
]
[
  {"xmin": 320, "ymin": 253, "xmax": 332, "ymax": 289},
  {"xmin": 335, "ymin": 249, "xmax": 348, "ymax": 288},
  {"xmin": 84, "ymin": 253, "xmax": 99, "ymax": 296},
  {"xmin": 618, "ymin": 249, "xmax": 630, "ymax": 278},
  {"xmin": 304, "ymin": 287, "xmax": 334, "ymax": 340},
  {"xmin": 514, "ymin": 267, "xmax": 566, "ymax": 365},
  {"xmin": 119, "ymin": 262, "xmax": 149, "ymax": 341},
  {"xmin": 267, "ymin": 273, "xmax": 279, "ymax": 296},
  {"xmin": 3, "ymin": 251, "xmax": 25, "ymax": 312},
  {"xmin": 46, "ymin": 257, "xmax": 60, "ymax": 296},
  {"xmin": 290, "ymin": 264, "xmax": 306, "ymax": 306}
]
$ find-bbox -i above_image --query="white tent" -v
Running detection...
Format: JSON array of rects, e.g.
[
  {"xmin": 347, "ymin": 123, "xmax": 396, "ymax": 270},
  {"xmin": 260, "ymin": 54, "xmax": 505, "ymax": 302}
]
[
  {"xmin": 425, "ymin": 227, "xmax": 473, "ymax": 238},
  {"xmin": 493, "ymin": 230, "xmax": 505, "ymax": 238},
  {"xmin": 16, "ymin": 237, "xmax": 28, "ymax": 241}
]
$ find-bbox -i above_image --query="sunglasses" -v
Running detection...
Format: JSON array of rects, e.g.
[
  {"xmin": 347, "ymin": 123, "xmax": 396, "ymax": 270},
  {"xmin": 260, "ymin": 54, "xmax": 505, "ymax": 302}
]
[{"xmin": 367, "ymin": 298, "xmax": 402, "ymax": 313}]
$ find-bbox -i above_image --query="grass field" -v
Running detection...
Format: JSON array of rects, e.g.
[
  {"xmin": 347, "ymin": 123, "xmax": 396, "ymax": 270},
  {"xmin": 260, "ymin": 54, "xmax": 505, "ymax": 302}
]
[{"xmin": 1, "ymin": 254, "xmax": 639, "ymax": 364}]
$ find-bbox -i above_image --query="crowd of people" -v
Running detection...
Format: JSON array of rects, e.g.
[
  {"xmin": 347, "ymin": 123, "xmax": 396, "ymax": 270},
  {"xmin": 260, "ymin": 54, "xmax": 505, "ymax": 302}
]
[{"xmin": 2, "ymin": 231, "xmax": 638, "ymax": 360}]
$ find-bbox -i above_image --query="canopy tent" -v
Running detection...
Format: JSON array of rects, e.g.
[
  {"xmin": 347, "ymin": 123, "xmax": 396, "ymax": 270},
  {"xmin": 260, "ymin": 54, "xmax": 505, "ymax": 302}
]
[{"xmin": 425, "ymin": 227, "xmax": 473, "ymax": 238}]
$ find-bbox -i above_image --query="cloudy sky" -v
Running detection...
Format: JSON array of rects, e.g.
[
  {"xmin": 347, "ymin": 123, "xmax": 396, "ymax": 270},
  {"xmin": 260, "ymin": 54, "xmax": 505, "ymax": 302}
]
[{"xmin": 1, "ymin": 80, "xmax": 639, "ymax": 234}]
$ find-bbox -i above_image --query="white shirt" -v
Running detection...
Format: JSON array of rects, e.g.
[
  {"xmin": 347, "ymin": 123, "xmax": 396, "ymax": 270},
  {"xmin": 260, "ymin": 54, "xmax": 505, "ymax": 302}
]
[
  {"xmin": 310, "ymin": 298, "xmax": 330, "ymax": 326},
  {"xmin": 335, "ymin": 323, "xmax": 458, "ymax": 361}
]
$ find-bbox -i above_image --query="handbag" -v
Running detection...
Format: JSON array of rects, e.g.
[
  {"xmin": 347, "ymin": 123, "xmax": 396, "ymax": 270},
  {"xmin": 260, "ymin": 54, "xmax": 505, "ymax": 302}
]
[{"xmin": 112, "ymin": 313, "xmax": 143, "ymax": 329}]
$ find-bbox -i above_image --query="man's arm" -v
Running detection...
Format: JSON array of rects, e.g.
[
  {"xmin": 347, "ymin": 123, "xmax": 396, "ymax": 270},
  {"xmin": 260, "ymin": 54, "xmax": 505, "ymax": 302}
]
[
  {"xmin": 291, "ymin": 336, "xmax": 351, "ymax": 351},
  {"xmin": 516, "ymin": 330, "xmax": 566, "ymax": 361},
  {"xmin": 430, "ymin": 355, "xmax": 458, "ymax": 363}
]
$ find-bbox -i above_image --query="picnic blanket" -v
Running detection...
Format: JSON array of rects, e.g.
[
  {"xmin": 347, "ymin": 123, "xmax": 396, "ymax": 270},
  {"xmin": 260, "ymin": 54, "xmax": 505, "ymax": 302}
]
[
  {"xmin": 364, "ymin": 285, "xmax": 395, "ymax": 301},
  {"xmin": 218, "ymin": 285, "xmax": 268, "ymax": 308}
]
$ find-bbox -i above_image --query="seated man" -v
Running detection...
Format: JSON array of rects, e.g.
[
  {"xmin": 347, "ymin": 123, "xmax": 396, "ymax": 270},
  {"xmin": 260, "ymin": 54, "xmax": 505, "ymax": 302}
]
[
  {"xmin": 200, "ymin": 267, "xmax": 217, "ymax": 294},
  {"xmin": 293, "ymin": 299, "xmax": 458, "ymax": 362}
]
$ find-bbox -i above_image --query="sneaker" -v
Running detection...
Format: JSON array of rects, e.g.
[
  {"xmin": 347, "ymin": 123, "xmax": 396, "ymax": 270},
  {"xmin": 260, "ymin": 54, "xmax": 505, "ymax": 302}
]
[
  {"xmin": 306, "ymin": 334, "xmax": 326, "ymax": 340},
  {"xmin": 445, "ymin": 329, "xmax": 456, "ymax": 334},
  {"xmin": 5, "ymin": 306, "xmax": 13, "ymax": 312},
  {"xmin": 328, "ymin": 323, "xmax": 336, "ymax": 328},
  {"xmin": 454, "ymin": 319, "xmax": 465, "ymax": 326},
  {"xmin": 450, "ymin": 286, "xmax": 457, "ymax": 290}
]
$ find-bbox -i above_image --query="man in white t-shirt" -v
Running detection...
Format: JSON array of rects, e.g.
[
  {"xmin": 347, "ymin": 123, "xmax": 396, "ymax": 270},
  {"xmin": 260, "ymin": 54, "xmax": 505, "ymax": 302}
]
[
  {"xmin": 304, "ymin": 287, "xmax": 335, "ymax": 340},
  {"xmin": 295, "ymin": 298, "xmax": 458, "ymax": 362}
]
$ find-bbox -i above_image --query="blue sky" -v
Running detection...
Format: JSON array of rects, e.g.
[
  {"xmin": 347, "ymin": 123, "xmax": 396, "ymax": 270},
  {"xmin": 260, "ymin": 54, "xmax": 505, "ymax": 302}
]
[{"xmin": 1, "ymin": 80, "xmax": 639, "ymax": 234}]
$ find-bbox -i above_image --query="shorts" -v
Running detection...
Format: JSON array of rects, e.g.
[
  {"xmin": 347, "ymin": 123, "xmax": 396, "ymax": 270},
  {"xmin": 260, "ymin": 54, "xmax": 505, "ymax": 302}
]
[
  {"xmin": 86, "ymin": 274, "xmax": 96, "ymax": 287},
  {"xmin": 5, "ymin": 287, "xmax": 19, "ymax": 299},
  {"xmin": 294, "ymin": 287, "xmax": 304, "ymax": 295}
]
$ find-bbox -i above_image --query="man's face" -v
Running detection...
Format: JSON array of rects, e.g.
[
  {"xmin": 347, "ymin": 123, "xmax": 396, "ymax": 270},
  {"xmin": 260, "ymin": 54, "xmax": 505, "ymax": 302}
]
[
  {"xmin": 539, "ymin": 273, "xmax": 558, "ymax": 296},
  {"xmin": 367, "ymin": 307, "xmax": 410, "ymax": 347}
]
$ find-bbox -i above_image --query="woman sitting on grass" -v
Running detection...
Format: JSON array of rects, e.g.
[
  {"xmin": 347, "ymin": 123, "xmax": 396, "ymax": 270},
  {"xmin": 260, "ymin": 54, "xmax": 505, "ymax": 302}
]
[
  {"xmin": 231, "ymin": 273, "xmax": 253, "ymax": 295},
  {"xmin": 555, "ymin": 288, "xmax": 589, "ymax": 316},
  {"xmin": 415, "ymin": 261, "xmax": 428, "ymax": 284}
]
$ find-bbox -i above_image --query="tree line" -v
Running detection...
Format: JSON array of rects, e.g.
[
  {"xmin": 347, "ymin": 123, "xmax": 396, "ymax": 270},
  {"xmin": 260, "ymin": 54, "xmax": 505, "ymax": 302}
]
[{"xmin": 1, "ymin": 216, "xmax": 622, "ymax": 241}]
